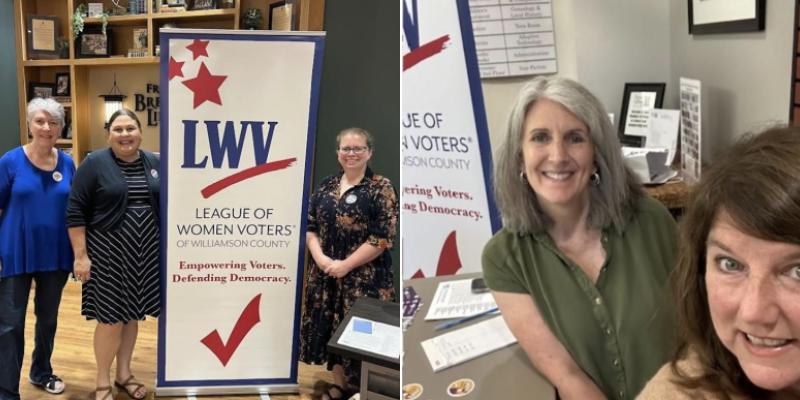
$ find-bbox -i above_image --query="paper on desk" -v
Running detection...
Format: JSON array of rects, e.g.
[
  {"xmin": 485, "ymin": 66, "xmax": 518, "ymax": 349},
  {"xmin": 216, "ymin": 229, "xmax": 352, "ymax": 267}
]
[
  {"xmin": 337, "ymin": 317, "xmax": 401, "ymax": 359},
  {"xmin": 646, "ymin": 109, "xmax": 679, "ymax": 165},
  {"xmin": 421, "ymin": 316, "xmax": 517, "ymax": 372},
  {"xmin": 622, "ymin": 147, "xmax": 678, "ymax": 185},
  {"xmin": 424, "ymin": 279, "xmax": 497, "ymax": 321}
]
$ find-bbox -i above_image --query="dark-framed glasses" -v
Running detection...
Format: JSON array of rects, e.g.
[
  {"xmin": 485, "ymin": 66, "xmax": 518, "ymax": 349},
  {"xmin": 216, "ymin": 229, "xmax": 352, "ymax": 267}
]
[{"xmin": 338, "ymin": 146, "xmax": 368, "ymax": 154}]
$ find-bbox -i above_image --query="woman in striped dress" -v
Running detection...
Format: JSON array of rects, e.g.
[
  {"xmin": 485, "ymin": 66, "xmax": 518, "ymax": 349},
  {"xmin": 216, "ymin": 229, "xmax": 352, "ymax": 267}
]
[{"xmin": 67, "ymin": 109, "xmax": 160, "ymax": 400}]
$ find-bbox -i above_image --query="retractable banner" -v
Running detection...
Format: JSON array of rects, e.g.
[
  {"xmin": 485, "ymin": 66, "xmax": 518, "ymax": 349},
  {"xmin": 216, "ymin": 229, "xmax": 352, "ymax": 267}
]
[
  {"xmin": 157, "ymin": 29, "xmax": 324, "ymax": 396},
  {"xmin": 401, "ymin": 0, "xmax": 499, "ymax": 279}
]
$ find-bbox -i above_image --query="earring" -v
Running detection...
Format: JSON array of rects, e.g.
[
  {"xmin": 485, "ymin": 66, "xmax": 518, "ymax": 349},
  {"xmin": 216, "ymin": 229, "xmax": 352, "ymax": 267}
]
[
  {"xmin": 590, "ymin": 170, "xmax": 600, "ymax": 185},
  {"xmin": 519, "ymin": 171, "xmax": 526, "ymax": 182}
]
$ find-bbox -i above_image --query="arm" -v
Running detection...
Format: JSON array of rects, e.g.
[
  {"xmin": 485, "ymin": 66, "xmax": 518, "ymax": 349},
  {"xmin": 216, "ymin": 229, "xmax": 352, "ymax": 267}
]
[
  {"xmin": 306, "ymin": 231, "xmax": 333, "ymax": 270},
  {"xmin": 66, "ymin": 157, "xmax": 95, "ymax": 281},
  {"xmin": 325, "ymin": 243, "xmax": 383, "ymax": 278},
  {"xmin": 493, "ymin": 290, "xmax": 606, "ymax": 400},
  {"xmin": 68, "ymin": 226, "xmax": 91, "ymax": 280}
]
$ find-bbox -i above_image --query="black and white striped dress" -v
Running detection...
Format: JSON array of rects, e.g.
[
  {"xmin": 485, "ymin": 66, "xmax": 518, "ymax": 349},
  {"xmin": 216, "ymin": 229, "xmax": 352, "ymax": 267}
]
[{"xmin": 81, "ymin": 157, "xmax": 160, "ymax": 323}]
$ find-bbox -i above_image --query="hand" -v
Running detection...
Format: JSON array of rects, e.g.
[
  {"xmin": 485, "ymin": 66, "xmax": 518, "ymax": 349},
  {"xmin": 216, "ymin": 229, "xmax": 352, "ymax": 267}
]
[
  {"xmin": 324, "ymin": 260, "xmax": 351, "ymax": 279},
  {"xmin": 73, "ymin": 255, "xmax": 92, "ymax": 283},
  {"xmin": 315, "ymin": 255, "xmax": 334, "ymax": 270}
]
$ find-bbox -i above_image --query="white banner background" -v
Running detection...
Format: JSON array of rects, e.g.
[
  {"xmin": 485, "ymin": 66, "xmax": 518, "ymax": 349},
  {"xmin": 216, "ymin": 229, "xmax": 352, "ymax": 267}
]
[
  {"xmin": 157, "ymin": 29, "xmax": 324, "ymax": 395},
  {"xmin": 402, "ymin": 0, "xmax": 498, "ymax": 279}
]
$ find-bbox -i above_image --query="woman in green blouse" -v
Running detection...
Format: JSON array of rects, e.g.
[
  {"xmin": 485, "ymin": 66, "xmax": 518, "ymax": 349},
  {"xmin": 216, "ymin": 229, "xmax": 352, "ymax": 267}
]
[{"xmin": 482, "ymin": 76, "xmax": 677, "ymax": 400}]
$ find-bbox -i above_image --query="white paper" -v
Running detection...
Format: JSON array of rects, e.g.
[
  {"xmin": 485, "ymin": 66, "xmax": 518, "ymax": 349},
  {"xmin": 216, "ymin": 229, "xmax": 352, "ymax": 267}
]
[
  {"xmin": 622, "ymin": 147, "xmax": 677, "ymax": 184},
  {"xmin": 647, "ymin": 109, "xmax": 680, "ymax": 165},
  {"xmin": 624, "ymin": 92, "xmax": 657, "ymax": 137},
  {"xmin": 424, "ymin": 279, "xmax": 497, "ymax": 321},
  {"xmin": 421, "ymin": 316, "xmax": 517, "ymax": 372},
  {"xmin": 337, "ymin": 317, "xmax": 401, "ymax": 360}
]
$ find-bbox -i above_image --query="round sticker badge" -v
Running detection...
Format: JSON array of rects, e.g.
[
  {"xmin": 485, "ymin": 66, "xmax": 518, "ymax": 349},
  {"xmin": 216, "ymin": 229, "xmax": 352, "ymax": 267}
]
[
  {"xmin": 150, "ymin": 169, "xmax": 158, "ymax": 179},
  {"xmin": 402, "ymin": 383, "xmax": 423, "ymax": 400},
  {"xmin": 345, "ymin": 193, "xmax": 357, "ymax": 204},
  {"xmin": 52, "ymin": 171, "xmax": 63, "ymax": 182},
  {"xmin": 446, "ymin": 378, "xmax": 475, "ymax": 398}
]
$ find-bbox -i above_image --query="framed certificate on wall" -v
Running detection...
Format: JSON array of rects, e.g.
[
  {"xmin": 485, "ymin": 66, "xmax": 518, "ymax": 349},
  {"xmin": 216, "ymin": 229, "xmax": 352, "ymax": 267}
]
[
  {"xmin": 269, "ymin": 1, "xmax": 293, "ymax": 31},
  {"xmin": 27, "ymin": 15, "xmax": 58, "ymax": 59}
]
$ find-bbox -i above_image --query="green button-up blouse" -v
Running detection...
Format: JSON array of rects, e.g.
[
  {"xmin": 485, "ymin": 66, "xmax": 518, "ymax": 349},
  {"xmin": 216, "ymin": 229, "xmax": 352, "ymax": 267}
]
[{"xmin": 482, "ymin": 196, "xmax": 677, "ymax": 400}]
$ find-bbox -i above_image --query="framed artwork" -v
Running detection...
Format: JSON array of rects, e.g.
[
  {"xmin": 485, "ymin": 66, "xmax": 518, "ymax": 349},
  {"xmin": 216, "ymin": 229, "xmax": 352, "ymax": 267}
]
[
  {"xmin": 688, "ymin": 0, "xmax": 765, "ymax": 34},
  {"xmin": 55, "ymin": 73, "xmax": 70, "ymax": 96},
  {"xmin": 618, "ymin": 83, "xmax": 666, "ymax": 147},
  {"xmin": 28, "ymin": 82, "xmax": 56, "ymax": 102},
  {"xmin": 133, "ymin": 27, "xmax": 148, "ymax": 49},
  {"xmin": 77, "ymin": 28, "xmax": 112, "ymax": 58},
  {"xmin": 269, "ymin": 1, "xmax": 293, "ymax": 31},
  {"xmin": 26, "ymin": 15, "xmax": 58, "ymax": 59},
  {"xmin": 191, "ymin": 0, "xmax": 217, "ymax": 10}
]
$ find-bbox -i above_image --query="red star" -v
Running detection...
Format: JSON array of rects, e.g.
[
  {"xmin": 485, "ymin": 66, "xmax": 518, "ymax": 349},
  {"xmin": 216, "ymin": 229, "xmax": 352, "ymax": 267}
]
[
  {"xmin": 186, "ymin": 39, "xmax": 210, "ymax": 60},
  {"xmin": 168, "ymin": 57, "xmax": 184, "ymax": 81},
  {"xmin": 182, "ymin": 62, "xmax": 227, "ymax": 109}
]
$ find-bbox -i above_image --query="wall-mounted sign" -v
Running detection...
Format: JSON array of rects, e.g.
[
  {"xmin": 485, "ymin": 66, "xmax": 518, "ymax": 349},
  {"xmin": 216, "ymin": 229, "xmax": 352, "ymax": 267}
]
[
  {"xmin": 135, "ymin": 83, "xmax": 160, "ymax": 126},
  {"xmin": 469, "ymin": 0, "xmax": 557, "ymax": 78}
]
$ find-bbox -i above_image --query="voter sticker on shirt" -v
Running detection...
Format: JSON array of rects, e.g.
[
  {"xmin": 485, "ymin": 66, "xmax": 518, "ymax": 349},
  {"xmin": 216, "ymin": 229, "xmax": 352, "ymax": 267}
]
[
  {"xmin": 447, "ymin": 378, "xmax": 475, "ymax": 397},
  {"xmin": 150, "ymin": 169, "xmax": 158, "ymax": 179},
  {"xmin": 52, "ymin": 171, "xmax": 63, "ymax": 182},
  {"xmin": 402, "ymin": 383, "xmax": 423, "ymax": 400},
  {"xmin": 345, "ymin": 193, "xmax": 357, "ymax": 204}
]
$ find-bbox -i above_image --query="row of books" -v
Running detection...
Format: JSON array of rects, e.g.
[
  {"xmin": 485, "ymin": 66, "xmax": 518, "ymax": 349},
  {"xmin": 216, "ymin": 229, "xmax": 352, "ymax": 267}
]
[{"xmin": 128, "ymin": 0, "xmax": 147, "ymax": 14}]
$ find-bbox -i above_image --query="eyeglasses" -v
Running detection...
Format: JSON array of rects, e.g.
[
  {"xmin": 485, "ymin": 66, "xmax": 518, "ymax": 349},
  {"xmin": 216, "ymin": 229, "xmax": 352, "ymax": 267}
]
[{"xmin": 337, "ymin": 146, "xmax": 369, "ymax": 154}]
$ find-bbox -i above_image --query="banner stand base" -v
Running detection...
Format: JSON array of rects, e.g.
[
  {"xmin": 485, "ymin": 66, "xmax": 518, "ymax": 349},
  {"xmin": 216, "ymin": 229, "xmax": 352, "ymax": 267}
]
[{"xmin": 155, "ymin": 383, "xmax": 299, "ymax": 397}]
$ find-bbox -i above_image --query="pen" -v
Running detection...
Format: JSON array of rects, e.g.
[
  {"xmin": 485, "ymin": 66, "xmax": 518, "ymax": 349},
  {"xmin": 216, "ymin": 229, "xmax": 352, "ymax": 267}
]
[{"xmin": 434, "ymin": 307, "xmax": 500, "ymax": 331}]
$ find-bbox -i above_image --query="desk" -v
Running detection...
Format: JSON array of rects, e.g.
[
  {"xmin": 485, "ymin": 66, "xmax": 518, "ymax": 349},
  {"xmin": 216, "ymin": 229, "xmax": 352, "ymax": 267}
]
[
  {"xmin": 645, "ymin": 180, "xmax": 691, "ymax": 211},
  {"xmin": 328, "ymin": 297, "xmax": 400, "ymax": 400},
  {"xmin": 403, "ymin": 273, "xmax": 555, "ymax": 400}
]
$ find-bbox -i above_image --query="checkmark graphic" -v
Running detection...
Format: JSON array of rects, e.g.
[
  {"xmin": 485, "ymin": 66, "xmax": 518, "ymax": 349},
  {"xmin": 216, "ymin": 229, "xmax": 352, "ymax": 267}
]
[{"xmin": 200, "ymin": 293, "xmax": 262, "ymax": 366}]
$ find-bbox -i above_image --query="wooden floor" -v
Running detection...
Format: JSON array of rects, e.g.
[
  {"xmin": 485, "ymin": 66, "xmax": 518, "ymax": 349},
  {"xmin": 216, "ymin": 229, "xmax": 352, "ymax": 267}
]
[{"xmin": 19, "ymin": 281, "xmax": 333, "ymax": 400}]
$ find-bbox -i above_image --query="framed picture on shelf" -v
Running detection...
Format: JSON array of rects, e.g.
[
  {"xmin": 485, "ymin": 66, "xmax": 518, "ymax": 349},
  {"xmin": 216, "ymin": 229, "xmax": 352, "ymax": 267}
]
[
  {"xmin": 688, "ymin": 0, "xmax": 765, "ymax": 34},
  {"xmin": 133, "ymin": 28, "xmax": 148, "ymax": 49},
  {"xmin": 618, "ymin": 83, "xmax": 666, "ymax": 147},
  {"xmin": 55, "ymin": 73, "xmax": 70, "ymax": 96},
  {"xmin": 77, "ymin": 28, "xmax": 112, "ymax": 58},
  {"xmin": 28, "ymin": 82, "xmax": 56, "ymax": 102},
  {"xmin": 190, "ymin": 0, "xmax": 217, "ymax": 10},
  {"xmin": 26, "ymin": 15, "xmax": 59, "ymax": 59}
]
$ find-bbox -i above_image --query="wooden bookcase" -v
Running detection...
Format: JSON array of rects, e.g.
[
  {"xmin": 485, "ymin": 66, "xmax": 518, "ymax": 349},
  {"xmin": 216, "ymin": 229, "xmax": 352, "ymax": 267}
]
[{"xmin": 13, "ymin": 0, "xmax": 323, "ymax": 163}]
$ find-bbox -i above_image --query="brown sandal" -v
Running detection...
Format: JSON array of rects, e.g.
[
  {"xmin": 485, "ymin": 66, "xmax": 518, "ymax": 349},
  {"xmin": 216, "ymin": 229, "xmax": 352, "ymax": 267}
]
[
  {"xmin": 114, "ymin": 375, "xmax": 148, "ymax": 399},
  {"xmin": 88, "ymin": 386, "xmax": 113, "ymax": 400}
]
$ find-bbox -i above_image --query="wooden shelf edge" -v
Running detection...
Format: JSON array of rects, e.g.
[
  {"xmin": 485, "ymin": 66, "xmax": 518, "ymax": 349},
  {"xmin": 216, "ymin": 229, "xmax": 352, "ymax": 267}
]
[
  {"xmin": 152, "ymin": 8, "xmax": 237, "ymax": 20},
  {"xmin": 56, "ymin": 139, "xmax": 73, "ymax": 145},
  {"xmin": 23, "ymin": 59, "xmax": 71, "ymax": 67},
  {"xmin": 83, "ymin": 14, "xmax": 148, "ymax": 24},
  {"xmin": 74, "ymin": 56, "xmax": 159, "ymax": 66}
]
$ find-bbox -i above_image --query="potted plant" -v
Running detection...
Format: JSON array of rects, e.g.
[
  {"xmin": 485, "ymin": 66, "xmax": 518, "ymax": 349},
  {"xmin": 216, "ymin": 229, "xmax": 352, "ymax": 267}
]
[
  {"xmin": 72, "ymin": 3, "xmax": 109, "ymax": 37},
  {"xmin": 241, "ymin": 8, "xmax": 262, "ymax": 30}
]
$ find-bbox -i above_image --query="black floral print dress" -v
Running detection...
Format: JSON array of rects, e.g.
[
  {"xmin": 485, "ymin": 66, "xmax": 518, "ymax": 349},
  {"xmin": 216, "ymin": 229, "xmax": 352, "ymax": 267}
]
[{"xmin": 299, "ymin": 167, "xmax": 398, "ymax": 385}]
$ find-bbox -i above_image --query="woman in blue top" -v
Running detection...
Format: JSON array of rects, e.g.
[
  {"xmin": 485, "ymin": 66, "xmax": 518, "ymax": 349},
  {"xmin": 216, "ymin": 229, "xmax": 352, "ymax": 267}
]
[{"xmin": 0, "ymin": 98, "xmax": 75, "ymax": 400}]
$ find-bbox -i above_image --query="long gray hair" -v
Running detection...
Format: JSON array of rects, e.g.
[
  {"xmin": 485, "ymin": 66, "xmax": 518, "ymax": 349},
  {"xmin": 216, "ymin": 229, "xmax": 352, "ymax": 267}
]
[{"xmin": 493, "ymin": 76, "xmax": 641, "ymax": 234}]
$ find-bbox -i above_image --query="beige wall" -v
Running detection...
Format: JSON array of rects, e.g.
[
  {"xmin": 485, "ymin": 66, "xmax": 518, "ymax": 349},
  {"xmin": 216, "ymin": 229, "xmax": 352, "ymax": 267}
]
[
  {"xmin": 480, "ymin": 0, "xmax": 793, "ymax": 165},
  {"xmin": 669, "ymin": 0, "xmax": 792, "ymax": 162},
  {"xmin": 87, "ymin": 65, "xmax": 160, "ymax": 152}
]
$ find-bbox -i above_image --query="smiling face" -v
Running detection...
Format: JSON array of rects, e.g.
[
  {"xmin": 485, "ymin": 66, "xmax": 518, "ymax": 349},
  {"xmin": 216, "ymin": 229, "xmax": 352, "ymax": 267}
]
[
  {"xmin": 107, "ymin": 114, "xmax": 142, "ymax": 162},
  {"xmin": 337, "ymin": 133, "xmax": 372, "ymax": 174},
  {"xmin": 520, "ymin": 98, "xmax": 595, "ymax": 214},
  {"xmin": 29, "ymin": 111, "xmax": 61, "ymax": 148},
  {"xmin": 705, "ymin": 211, "xmax": 800, "ymax": 393}
]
